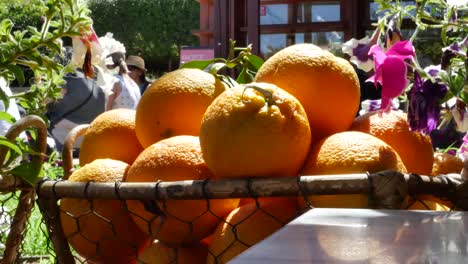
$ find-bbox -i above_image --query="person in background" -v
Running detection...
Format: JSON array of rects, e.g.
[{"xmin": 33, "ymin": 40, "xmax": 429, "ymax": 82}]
[
  {"xmin": 126, "ymin": 55, "xmax": 151, "ymax": 95},
  {"xmin": 47, "ymin": 46, "xmax": 106, "ymax": 152},
  {"xmin": 0, "ymin": 78, "xmax": 23, "ymax": 137},
  {"xmin": 106, "ymin": 52, "xmax": 141, "ymax": 110}
]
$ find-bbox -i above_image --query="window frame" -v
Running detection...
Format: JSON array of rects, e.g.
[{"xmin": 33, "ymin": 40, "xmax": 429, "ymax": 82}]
[{"xmin": 213, "ymin": 0, "xmax": 418, "ymax": 58}]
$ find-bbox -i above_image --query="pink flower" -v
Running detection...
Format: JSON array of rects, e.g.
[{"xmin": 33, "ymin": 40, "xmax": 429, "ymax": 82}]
[
  {"xmin": 79, "ymin": 25, "xmax": 100, "ymax": 45},
  {"xmin": 460, "ymin": 133, "xmax": 468, "ymax": 160},
  {"xmin": 367, "ymin": 41, "xmax": 416, "ymax": 111}
]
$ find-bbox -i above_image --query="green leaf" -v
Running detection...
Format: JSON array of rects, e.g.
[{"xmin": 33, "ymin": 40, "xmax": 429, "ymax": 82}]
[
  {"xmin": 404, "ymin": 5, "xmax": 416, "ymax": 12},
  {"xmin": 49, "ymin": 21, "xmax": 61, "ymax": 29},
  {"xmin": 225, "ymin": 61, "xmax": 237, "ymax": 68},
  {"xmin": 27, "ymin": 26, "xmax": 41, "ymax": 36},
  {"xmin": 0, "ymin": 84, "xmax": 9, "ymax": 111},
  {"xmin": 0, "ymin": 137, "xmax": 22, "ymax": 156},
  {"xmin": 245, "ymin": 54, "xmax": 264, "ymax": 71},
  {"xmin": 0, "ymin": 19, "xmax": 13, "ymax": 36},
  {"xmin": 0, "ymin": 111, "xmax": 16, "ymax": 124},
  {"xmin": 236, "ymin": 67, "xmax": 249, "ymax": 84},
  {"xmin": 441, "ymin": 25, "xmax": 447, "ymax": 45},
  {"xmin": 218, "ymin": 74, "xmax": 238, "ymax": 89},
  {"xmin": 179, "ymin": 59, "xmax": 215, "ymax": 70},
  {"xmin": 47, "ymin": 39, "xmax": 62, "ymax": 54},
  {"xmin": 6, "ymin": 64, "xmax": 25, "ymax": 86},
  {"xmin": 8, "ymin": 162, "xmax": 43, "ymax": 186},
  {"xmin": 27, "ymin": 129, "xmax": 37, "ymax": 141},
  {"xmin": 209, "ymin": 62, "xmax": 227, "ymax": 75}
]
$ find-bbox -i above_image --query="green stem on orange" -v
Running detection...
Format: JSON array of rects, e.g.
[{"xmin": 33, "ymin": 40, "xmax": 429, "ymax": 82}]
[{"xmin": 242, "ymin": 84, "xmax": 276, "ymax": 107}]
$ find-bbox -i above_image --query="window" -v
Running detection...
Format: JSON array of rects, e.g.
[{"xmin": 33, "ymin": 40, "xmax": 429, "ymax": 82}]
[
  {"xmin": 259, "ymin": 0, "xmax": 346, "ymax": 59},
  {"xmin": 296, "ymin": 32, "xmax": 343, "ymax": 47},
  {"xmin": 212, "ymin": 0, "xmax": 434, "ymax": 60},
  {"xmin": 260, "ymin": 4, "xmax": 289, "ymax": 25},
  {"xmin": 297, "ymin": 1, "xmax": 341, "ymax": 23},
  {"xmin": 260, "ymin": 33, "xmax": 289, "ymax": 58}
]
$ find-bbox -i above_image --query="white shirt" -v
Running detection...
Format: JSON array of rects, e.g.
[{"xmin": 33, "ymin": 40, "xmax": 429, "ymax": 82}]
[{"xmin": 111, "ymin": 75, "xmax": 141, "ymax": 110}]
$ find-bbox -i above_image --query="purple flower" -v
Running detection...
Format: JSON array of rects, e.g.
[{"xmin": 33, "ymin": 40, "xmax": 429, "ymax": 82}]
[
  {"xmin": 342, "ymin": 28, "xmax": 380, "ymax": 72},
  {"xmin": 441, "ymin": 38, "xmax": 467, "ymax": 69},
  {"xmin": 447, "ymin": 149, "xmax": 457, "ymax": 156},
  {"xmin": 452, "ymin": 100, "xmax": 468, "ymax": 132},
  {"xmin": 424, "ymin": 65, "xmax": 442, "ymax": 78},
  {"xmin": 359, "ymin": 99, "xmax": 400, "ymax": 116},
  {"xmin": 367, "ymin": 41, "xmax": 416, "ymax": 111},
  {"xmin": 408, "ymin": 71, "xmax": 448, "ymax": 134}
]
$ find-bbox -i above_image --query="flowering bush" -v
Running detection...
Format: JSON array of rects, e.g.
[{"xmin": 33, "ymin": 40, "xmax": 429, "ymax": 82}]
[{"xmin": 343, "ymin": 0, "xmax": 467, "ymax": 159}]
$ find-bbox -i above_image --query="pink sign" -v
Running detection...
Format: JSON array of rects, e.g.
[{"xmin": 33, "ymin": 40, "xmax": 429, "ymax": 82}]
[
  {"xmin": 180, "ymin": 48, "xmax": 215, "ymax": 64},
  {"xmin": 260, "ymin": 5, "xmax": 266, "ymax": 16}
]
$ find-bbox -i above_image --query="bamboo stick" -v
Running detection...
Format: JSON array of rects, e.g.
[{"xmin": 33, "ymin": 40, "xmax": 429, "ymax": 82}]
[
  {"xmin": 61, "ymin": 124, "xmax": 88, "ymax": 179},
  {"xmin": 1, "ymin": 115, "xmax": 48, "ymax": 264},
  {"xmin": 35, "ymin": 172, "xmax": 461, "ymax": 201},
  {"xmin": 0, "ymin": 174, "xmax": 30, "ymax": 193},
  {"xmin": 36, "ymin": 198, "xmax": 75, "ymax": 264},
  {"xmin": 1, "ymin": 190, "xmax": 35, "ymax": 264}
]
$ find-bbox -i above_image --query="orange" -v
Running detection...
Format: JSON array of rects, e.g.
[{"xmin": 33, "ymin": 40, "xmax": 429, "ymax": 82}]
[
  {"xmin": 60, "ymin": 159, "xmax": 149, "ymax": 263},
  {"xmin": 350, "ymin": 110, "xmax": 434, "ymax": 175},
  {"xmin": 207, "ymin": 198, "xmax": 298, "ymax": 264},
  {"xmin": 135, "ymin": 68, "xmax": 226, "ymax": 148},
  {"xmin": 124, "ymin": 136, "xmax": 239, "ymax": 246},
  {"xmin": 254, "ymin": 43, "xmax": 360, "ymax": 139},
  {"xmin": 137, "ymin": 240, "xmax": 207, "ymax": 264},
  {"xmin": 200, "ymin": 82, "xmax": 311, "ymax": 178},
  {"xmin": 299, "ymin": 131, "xmax": 407, "ymax": 209},
  {"xmin": 79, "ymin": 109, "xmax": 143, "ymax": 166},
  {"xmin": 431, "ymin": 152, "xmax": 463, "ymax": 176},
  {"xmin": 404, "ymin": 152, "xmax": 461, "ymax": 211},
  {"xmin": 405, "ymin": 196, "xmax": 451, "ymax": 211}
]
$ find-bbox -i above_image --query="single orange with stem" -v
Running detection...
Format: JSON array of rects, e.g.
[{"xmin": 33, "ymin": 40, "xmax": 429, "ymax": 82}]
[{"xmin": 200, "ymin": 82, "xmax": 312, "ymax": 179}]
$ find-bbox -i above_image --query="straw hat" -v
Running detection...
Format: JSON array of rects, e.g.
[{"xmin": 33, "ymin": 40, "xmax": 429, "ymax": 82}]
[{"xmin": 126, "ymin": 55, "xmax": 146, "ymax": 72}]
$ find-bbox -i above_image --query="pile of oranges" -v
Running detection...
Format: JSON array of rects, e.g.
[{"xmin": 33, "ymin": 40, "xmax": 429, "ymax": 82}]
[{"xmin": 59, "ymin": 44, "xmax": 463, "ymax": 263}]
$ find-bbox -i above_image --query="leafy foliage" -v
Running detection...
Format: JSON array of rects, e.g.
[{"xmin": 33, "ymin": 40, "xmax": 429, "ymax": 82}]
[
  {"xmin": 87, "ymin": 0, "xmax": 199, "ymax": 75},
  {"xmin": 0, "ymin": 0, "xmax": 45, "ymax": 32},
  {"xmin": 0, "ymin": 0, "xmax": 93, "ymax": 184},
  {"xmin": 181, "ymin": 40, "xmax": 264, "ymax": 88}
]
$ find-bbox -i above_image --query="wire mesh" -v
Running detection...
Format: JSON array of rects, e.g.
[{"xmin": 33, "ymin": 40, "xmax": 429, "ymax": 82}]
[
  {"xmin": 0, "ymin": 192, "xmax": 19, "ymax": 258},
  {"xmin": 31, "ymin": 172, "xmax": 462, "ymax": 264},
  {"xmin": 0, "ymin": 192, "xmax": 53, "ymax": 264},
  {"xmin": 45, "ymin": 195, "xmax": 304, "ymax": 264}
]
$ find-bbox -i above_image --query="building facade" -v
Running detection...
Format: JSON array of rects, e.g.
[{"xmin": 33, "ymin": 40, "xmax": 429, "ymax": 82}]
[{"xmin": 195, "ymin": 0, "xmax": 420, "ymax": 60}]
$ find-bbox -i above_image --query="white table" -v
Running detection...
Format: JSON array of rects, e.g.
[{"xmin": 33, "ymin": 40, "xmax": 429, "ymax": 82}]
[{"xmin": 230, "ymin": 208, "xmax": 468, "ymax": 263}]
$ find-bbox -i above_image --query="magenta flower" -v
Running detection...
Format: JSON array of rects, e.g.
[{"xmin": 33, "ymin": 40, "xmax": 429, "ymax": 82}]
[
  {"xmin": 459, "ymin": 133, "xmax": 468, "ymax": 160},
  {"xmin": 367, "ymin": 41, "xmax": 416, "ymax": 111},
  {"xmin": 79, "ymin": 25, "xmax": 100, "ymax": 45}
]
